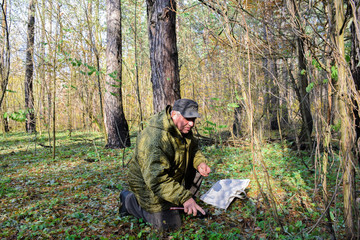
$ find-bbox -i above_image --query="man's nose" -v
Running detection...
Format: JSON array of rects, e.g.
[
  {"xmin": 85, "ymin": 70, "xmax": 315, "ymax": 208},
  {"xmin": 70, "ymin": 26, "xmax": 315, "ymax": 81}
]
[{"xmin": 188, "ymin": 120, "xmax": 194, "ymax": 126}]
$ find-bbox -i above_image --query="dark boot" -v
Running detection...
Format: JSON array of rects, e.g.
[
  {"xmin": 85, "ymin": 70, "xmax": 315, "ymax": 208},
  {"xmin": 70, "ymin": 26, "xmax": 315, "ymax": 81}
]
[{"xmin": 119, "ymin": 190, "xmax": 131, "ymax": 216}]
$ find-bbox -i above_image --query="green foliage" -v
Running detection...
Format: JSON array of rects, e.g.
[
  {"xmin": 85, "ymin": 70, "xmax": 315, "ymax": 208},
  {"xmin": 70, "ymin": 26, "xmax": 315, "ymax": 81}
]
[
  {"xmin": 0, "ymin": 177, "xmax": 15, "ymax": 197},
  {"xmin": 4, "ymin": 109, "xmax": 33, "ymax": 122},
  {"xmin": 306, "ymin": 82, "xmax": 315, "ymax": 93},
  {"xmin": 331, "ymin": 120, "xmax": 341, "ymax": 132},
  {"xmin": 72, "ymin": 58, "xmax": 82, "ymax": 67},
  {"xmin": 311, "ymin": 58, "xmax": 321, "ymax": 70},
  {"xmin": 345, "ymin": 54, "xmax": 350, "ymax": 63},
  {"xmin": 227, "ymin": 102, "xmax": 240, "ymax": 111},
  {"xmin": 0, "ymin": 131, "xmax": 348, "ymax": 239},
  {"xmin": 331, "ymin": 65, "xmax": 338, "ymax": 81},
  {"xmin": 204, "ymin": 120, "xmax": 216, "ymax": 135},
  {"xmin": 108, "ymin": 71, "xmax": 121, "ymax": 82}
]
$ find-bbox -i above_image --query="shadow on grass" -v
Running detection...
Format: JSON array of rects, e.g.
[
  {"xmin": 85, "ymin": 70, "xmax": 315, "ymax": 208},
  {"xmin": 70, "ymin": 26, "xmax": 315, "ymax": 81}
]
[{"xmin": 0, "ymin": 131, "xmax": 341, "ymax": 239}]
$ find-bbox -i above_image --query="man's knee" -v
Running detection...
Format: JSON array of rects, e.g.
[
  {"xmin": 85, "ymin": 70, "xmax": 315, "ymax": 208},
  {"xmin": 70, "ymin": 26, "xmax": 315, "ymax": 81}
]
[
  {"xmin": 121, "ymin": 191, "xmax": 182, "ymax": 230},
  {"xmin": 145, "ymin": 210, "xmax": 182, "ymax": 230}
]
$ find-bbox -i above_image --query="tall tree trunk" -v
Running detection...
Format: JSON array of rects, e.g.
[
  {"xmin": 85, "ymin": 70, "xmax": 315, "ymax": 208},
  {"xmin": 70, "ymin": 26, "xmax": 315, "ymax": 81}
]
[
  {"xmin": 0, "ymin": 0, "xmax": 10, "ymax": 132},
  {"xmin": 287, "ymin": 0, "xmax": 313, "ymax": 149},
  {"xmin": 38, "ymin": 0, "xmax": 45, "ymax": 135},
  {"xmin": 46, "ymin": 0, "xmax": 52, "ymax": 148},
  {"xmin": 67, "ymin": 62, "xmax": 74, "ymax": 137},
  {"xmin": 281, "ymin": 63, "xmax": 289, "ymax": 126},
  {"xmin": 334, "ymin": 0, "xmax": 357, "ymax": 238},
  {"xmin": 52, "ymin": 2, "xmax": 60, "ymax": 159},
  {"xmin": 296, "ymin": 37, "xmax": 313, "ymax": 148},
  {"xmin": 134, "ymin": 0, "xmax": 143, "ymax": 131},
  {"xmin": 146, "ymin": 0, "xmax": 181, "ymax": 113},
  {"xmin": 351, "ymin": 0, "xmax": 360, "ymax": 167},
  {"xmin": 350, "ymin": 0, "xmax": 360, "ymax": 236},
  {"xmin": 104, "ymin": 0, "xmax": 130, "ymax": 149},
  {"xmin": 85, "ymin": 0, "xmax": 106, "ymax": 136},
  {"xmin": 24, "ymin": 0, "xmax": 36, "ymax": 133},
  {"xmin": 262, "ymin": 25, "xmax": 279, "ymax": 132}
]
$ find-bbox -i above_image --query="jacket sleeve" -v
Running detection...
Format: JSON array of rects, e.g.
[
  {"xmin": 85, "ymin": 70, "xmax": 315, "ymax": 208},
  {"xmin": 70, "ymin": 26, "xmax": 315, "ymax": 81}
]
[
  {"xmin": 139, "ymin": 136, "xmax": 192, "ymax": 206},
  {"xmin": 191, "ymin": 137, "xmax": 208, "ymax": 169}
]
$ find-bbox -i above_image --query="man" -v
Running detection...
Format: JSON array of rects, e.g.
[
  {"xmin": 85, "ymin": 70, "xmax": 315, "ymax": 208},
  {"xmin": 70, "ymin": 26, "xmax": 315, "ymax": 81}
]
[{"xmin": 119, "ymin": 99, "xmax": 211, "ymax": 230}]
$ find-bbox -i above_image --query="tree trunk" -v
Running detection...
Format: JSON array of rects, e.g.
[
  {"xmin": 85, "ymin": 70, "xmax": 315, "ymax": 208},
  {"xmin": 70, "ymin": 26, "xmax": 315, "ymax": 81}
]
[
  {"xmin": 146, "ymin": 0, "xmax": 181, "ymax": 113},
  {"xmin": 349, "ymin": 0, "xmax": 360, "ymax": 236},
  {"xmin": 334, "ymin": 0, "xmax": 357, "ymax": 238},
  {"xmin": 24, "ymin": 0, "xmax": 36, "ymax": 133},
  {"xmin": 46, "ymin": 0, "xmax": 52, "ymax": 148},
  {"xmin": 85, "ymin": 0, "xmax": 106, "ymax": 136},
  {"xmin": 262, "ymin": 25, "xmax": 279, "ymax": 132},
  {"xmin": 134, "ymin": 0, "xmax": 143, "ymax": 131},
  {"xmin": 0, "ymin": 0, "xmax": 10, "ymax": 111},
  {"xmin": 104, "ymin": 0, "xmax": 130, "ymax": 149},
  {"xmin": 351, "ymin": 0, "xmax": 360, "ymax": 167},
  {"xmin": 287, "ymin": 0, "xmax": 313, "ymax": 149},
  {"xmin": 0, "ymin": 0, "xmax": 10, "ymax": 132},
  {"xmin": 38, "ymin": 0, "xmax": 46, "ymax": 136},
  {"xmin": 296, "ymin": 37, "xmax": 313, "ymax": 147},
  {"xmin": 52, "ymin": 2, "xmax": 61, "ymax": 159}
]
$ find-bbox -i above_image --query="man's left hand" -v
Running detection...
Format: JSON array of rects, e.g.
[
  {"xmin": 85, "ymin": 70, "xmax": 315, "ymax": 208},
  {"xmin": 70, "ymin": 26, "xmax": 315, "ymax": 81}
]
[{"xmin": 197, "ymin": 162, "xmax": 211, "ymax": 177}]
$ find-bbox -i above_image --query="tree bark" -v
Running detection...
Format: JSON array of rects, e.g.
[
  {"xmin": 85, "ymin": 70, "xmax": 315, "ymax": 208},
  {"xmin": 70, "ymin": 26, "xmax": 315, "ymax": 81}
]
[
  {"xmin": 146, "ymin": 0, "xmax": 181, "ymax": 113},
  {"xmin": 262, "ymin": 25, "xmax": 279, "ymax": 132},
  {"xmin": 351, "ymin": 0, "xmax": 360, "ymax": 166},
  {"xmin": 287, "ymin": 0, "xmax": 313, "ymax": 149},
  {"xmin": 349, "ymin": 0, "xmax": 360, "ymax": 237},
  {"xmin": 85, "ymin": 0, "xmax": 105, "ymax": 135},
  {"xmin": 334, "ymin": 0, "xmax": 358, "ymax": 238},
  {"xmin": 134, "ymin": 0, "xmax": 143, "ymax": 131},
  {"xmin": 24, "ymin": 0, "xmax": 36, "ymax": 133},
  {"xmin": 38, "ymin": 0, "xmax": 46, "ymax": 135},
  {"xmin": 296, "ymin": 36, "xmax": 313, "ymax": 148},
  {"xmin": 104, "ymin": 0, "xmax": 130, "ymax": 149},
  {"xmin": 0, "ymin": 0, "xmax": 10, "ymax": 132}
]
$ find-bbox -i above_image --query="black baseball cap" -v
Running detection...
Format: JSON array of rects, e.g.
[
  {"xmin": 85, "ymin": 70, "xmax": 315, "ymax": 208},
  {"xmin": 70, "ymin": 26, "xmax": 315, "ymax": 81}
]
[{"xmin": 173, "ymin": 99, "xmax": 200, "ymax": 118}]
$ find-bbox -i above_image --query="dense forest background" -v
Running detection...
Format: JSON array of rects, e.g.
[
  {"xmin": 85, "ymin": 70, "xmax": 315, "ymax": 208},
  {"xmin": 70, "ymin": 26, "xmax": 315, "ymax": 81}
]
[{"xmin": 1, "ymin": 0, "xmax": 360, "ymax": 239}]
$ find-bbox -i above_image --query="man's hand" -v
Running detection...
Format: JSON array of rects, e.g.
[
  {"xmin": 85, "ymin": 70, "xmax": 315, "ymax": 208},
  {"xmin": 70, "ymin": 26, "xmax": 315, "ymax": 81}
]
[
  {"xmin": 197, "ymin": 162, "xmax": 211, "ymax": 177},
  {"xmin": 183, "ymin": 197, "xmax": 205, "ymax": 216}
]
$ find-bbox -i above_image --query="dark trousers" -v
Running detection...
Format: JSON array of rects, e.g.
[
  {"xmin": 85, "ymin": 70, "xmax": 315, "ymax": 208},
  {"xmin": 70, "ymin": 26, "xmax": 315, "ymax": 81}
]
[{"xmin": 124, "ymin": 170, "xmax": 203, "ymax": 230}]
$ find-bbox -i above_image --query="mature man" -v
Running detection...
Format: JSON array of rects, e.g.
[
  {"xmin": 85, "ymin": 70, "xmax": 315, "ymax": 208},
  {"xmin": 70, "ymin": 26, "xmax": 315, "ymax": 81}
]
[{"xmin": 119, "ymin": 99, "xmax": 211, "ymax": 230}]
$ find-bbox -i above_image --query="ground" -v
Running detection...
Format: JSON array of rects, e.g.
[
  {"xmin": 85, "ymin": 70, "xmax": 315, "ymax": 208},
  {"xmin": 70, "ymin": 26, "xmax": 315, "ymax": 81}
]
[{"xmin": 0, "ymin": 131, "xmax": 348, "ymax": 239}]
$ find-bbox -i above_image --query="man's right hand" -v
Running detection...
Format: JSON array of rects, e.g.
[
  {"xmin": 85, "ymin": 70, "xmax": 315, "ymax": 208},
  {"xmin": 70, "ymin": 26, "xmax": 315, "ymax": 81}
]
[{"xmin": 183, "ymin": 197, "xmax": 205, "ymax": 216}]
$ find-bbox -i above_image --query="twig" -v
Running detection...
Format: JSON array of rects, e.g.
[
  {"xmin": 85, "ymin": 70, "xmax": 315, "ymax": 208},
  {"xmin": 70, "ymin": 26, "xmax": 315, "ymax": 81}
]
[
  {"xmin": 92, "ymin": 139, "xmax": 101, "ymax": 162},
  {"xmin": 306, "ymin": 165, "xmax": 343, "ymax": 234}
]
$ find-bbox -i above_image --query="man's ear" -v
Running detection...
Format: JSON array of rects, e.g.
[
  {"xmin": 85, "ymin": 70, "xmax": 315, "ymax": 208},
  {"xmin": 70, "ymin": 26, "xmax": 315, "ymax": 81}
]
[{"xmin": 171, "ymin": 111, "xmax": 179, "ymax": 123}]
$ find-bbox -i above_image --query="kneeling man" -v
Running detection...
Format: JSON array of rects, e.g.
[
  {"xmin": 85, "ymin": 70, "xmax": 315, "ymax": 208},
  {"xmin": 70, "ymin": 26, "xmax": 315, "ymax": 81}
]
[{"xmin": 119, "ymin": 99, "xmax": 211, "ymax": 230}]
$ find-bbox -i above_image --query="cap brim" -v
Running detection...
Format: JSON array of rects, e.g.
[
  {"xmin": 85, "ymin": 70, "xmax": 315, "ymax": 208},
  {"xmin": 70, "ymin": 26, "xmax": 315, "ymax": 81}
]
[{"xmin": 183, "ymin": 113, "xmax": 201, "ymax": 118}]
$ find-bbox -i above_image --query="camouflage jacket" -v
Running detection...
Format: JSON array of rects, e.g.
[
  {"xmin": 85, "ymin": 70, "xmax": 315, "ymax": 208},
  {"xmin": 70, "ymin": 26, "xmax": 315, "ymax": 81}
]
[{"xmin": 128, "ymin": 106, "xmax": 207, "ymax": 213}]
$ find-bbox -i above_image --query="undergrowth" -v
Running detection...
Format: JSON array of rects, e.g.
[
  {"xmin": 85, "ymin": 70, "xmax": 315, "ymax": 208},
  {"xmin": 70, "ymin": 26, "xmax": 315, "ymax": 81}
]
[{"xmin": 0, "ymin": 131, "xmax": 347, "ymax": 239}]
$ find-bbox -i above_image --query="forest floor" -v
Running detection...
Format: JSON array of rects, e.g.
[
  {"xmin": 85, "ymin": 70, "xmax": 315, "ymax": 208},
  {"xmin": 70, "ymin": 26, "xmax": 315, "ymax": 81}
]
[{"xmin": 0, "ymin": 131, "xmax": 350, "ymax": 239}]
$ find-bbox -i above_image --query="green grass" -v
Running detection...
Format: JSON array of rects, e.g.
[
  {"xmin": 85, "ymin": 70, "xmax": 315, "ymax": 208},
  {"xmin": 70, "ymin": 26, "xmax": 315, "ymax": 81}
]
[{"xmin": 0, "ymin": 131, "xmax": 349, "ymax": 239}]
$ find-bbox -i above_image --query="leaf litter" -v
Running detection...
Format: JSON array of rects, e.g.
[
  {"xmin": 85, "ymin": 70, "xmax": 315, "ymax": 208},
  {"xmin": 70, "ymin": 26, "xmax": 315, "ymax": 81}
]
[{"xmin": 0, "ymin": 131, "xmax": 348, "ymax": 239}]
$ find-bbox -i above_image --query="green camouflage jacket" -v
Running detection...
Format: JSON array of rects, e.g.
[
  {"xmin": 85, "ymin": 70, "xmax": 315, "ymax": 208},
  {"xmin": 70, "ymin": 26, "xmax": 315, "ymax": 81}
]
[{"xmin": 128, "ymin": 106, "xmax": 207, "ymax": 213}]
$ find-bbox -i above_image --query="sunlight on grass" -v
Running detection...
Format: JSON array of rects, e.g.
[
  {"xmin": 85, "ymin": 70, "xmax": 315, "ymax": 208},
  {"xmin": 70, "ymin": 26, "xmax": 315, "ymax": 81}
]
[{"xmin": 0, "ymin": 131, "xmax": 346, "ymax": 239}]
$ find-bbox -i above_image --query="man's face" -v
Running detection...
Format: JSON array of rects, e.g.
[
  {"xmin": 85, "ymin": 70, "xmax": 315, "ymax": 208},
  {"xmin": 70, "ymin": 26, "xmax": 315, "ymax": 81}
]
[{"xmin": 172, "ymin": 112, "xmax": 196, "ymax": 134}]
